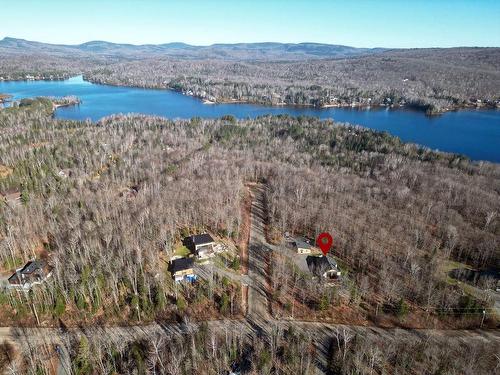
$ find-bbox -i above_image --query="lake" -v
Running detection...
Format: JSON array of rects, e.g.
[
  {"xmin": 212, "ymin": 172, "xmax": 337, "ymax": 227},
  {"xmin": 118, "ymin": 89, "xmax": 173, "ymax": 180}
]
[{"xmin": 1, "ymin": 75, "xmax": 499, "ymax": 162}]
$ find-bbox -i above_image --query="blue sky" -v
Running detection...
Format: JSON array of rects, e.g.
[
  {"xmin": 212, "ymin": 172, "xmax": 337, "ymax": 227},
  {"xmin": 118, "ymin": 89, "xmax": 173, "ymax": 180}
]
[{"xmin": 0, "ymin": 0, "xmax": 499, "ymax": 47}]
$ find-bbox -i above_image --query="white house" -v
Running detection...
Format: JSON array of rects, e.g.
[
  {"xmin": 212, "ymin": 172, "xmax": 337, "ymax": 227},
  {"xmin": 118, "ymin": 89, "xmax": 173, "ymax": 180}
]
[{"xmin": 188, "ymin": 233, "xmax": 216, "ymax": 259}]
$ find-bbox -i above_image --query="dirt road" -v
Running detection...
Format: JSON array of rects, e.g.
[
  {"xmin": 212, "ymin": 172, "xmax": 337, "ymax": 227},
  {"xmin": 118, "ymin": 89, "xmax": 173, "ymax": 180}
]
[{"xmin": 247, "ymin": 184, "xmax": 273, "ymax": 328}]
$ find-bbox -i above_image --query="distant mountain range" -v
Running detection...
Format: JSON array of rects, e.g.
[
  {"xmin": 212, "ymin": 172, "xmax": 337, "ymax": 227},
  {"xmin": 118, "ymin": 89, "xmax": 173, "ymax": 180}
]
[{"xmin": 0, "ymin": 37, "xmax": 387, "ymax": 60}]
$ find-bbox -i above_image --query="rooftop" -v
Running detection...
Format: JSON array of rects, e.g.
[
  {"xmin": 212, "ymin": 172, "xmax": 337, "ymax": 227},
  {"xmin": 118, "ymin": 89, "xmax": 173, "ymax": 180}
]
[
  {"xmin": 8, "ymin": 259, "xmax": 51, "ymax": 286},
  {"xmin": 306, "ymin": 256, "xmax": 338, "ymax": 276},
  {"xmin": 293, "ymin": 238, "xmax": 311, "ymax": 249},
  {"xmin": 20, "ymin": 260, "xmax": 47, "ymax": 274},
  {"xmin": 191, "ymin": 233, "xmax": 214, "ymax": 245},
  {"xmin": 169, "ymin": 257, "xmax": 194, "ymax": 273}
]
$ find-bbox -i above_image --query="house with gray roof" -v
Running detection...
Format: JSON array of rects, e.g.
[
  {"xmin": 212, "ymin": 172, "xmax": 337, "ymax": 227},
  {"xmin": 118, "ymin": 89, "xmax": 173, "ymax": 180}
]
[
  {"xmin": 8, "ymin": 259, "xmax": 52, "ymax": 290},
  {"xmin": 292, "ymin": 237, "xmax": 312, "ymax": 254},
  {"xmin": 306, "ymin": 256, "xmax": 341, "ymax": 280}
]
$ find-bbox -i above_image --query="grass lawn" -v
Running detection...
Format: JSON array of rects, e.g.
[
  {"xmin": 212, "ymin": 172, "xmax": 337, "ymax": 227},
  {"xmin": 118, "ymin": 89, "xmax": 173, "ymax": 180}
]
[
  {"xmin": 440, "ymin": 260, "xmax": 473, "ymax": 285},
  {"xmin": 174, "ymin": 245, "xmax": 191, "ymax": 258},
  {"xmin": 439, "ymin": 260, "xmax": 487, "ymax": 300}
]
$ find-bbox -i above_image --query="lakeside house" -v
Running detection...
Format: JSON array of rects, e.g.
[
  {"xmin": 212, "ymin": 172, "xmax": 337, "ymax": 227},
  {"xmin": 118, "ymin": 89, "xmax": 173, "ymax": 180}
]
[
  {"xmin": 292, "ymin": 238, "xmax": 312, "ymax": 254},
  {"xmin": 8, "ymin": 259, "xmax": 52, "ymax": 290},
  {"xmin": 186, "ymin": 233, "xmax": 216, "ymax": 259},
  {"xmin": 168, "ymin": 257, "xmax": 197, "ymax": 282},
  {"xmin": 306, "ymin": 256, "xmax": 341, "ymax": 280}
]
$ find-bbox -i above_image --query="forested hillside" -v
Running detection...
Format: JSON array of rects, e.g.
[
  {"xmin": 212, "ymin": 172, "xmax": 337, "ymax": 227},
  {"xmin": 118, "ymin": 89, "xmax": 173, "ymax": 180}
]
[
  {"xmin": 0, "ymin": 97, "xmax": 499, "ymax": 373},
  {"xmin": 1, "ymin": 38, "xmax": 499, "ymax": 114},
  {"xmin": 0, "ymin": 37, "xmax": 385, "ymax": 60},
  {"xmin": 6, "ymin": 324, "xmax": 499, "ymax": 374},
  {"xmin": 85, "ymin": 48, "xmax": 500, "ymax": 113},
  {"xmin": 0, "ymin": 100, "xmax": 498, "ymax": 328}
]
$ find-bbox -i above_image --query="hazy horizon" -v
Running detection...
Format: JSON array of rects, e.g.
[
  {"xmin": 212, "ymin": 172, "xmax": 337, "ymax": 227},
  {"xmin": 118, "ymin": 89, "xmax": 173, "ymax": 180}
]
[
  {"xmin": 0, "ymin": 0, "xmax": 499, "ymax": 48},
  {"xmin": 2, "ymin": 36, "xmax": 498, "ymax": 50}
]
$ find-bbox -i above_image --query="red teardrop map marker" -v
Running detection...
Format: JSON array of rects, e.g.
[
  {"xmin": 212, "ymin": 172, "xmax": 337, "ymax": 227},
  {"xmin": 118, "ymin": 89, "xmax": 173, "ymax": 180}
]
[{"xmin": 316, "ymin": 232, "xmax": 333, "ymax": 256}]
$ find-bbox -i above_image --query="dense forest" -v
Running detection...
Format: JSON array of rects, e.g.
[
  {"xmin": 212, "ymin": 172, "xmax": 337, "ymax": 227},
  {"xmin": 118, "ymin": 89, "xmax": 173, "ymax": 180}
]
[
  {"xmin": 0, "ymin": 37, "xmax": 386, "ymax": 61},
  {"xmin": 1, "ymin": 40, "xmax": 499, "ymax": 114},
  {"xmin": 0, "ymin": 98, "xmax": 498, "ymax": 373},
  {"xmin": 5, "ymin": 324, "xmax": 499, "ymax": 375},
  {"xmin": 1, "ymin": 35, "xmax": 499, "ymax": 375},
  {"xmin": 0, "ymin": 100, "xmax": 244, "ymax": 326},
  {"xmin": 84, "ymin": 48, "xmax": 500, "ymax": 114},
  {"xmin": 0, "ymin": 55, "xmax": 86, "ymax": 81},
  {"xmin": 0, "ymin": 99, "xmax": 498, "ymax": 326}
]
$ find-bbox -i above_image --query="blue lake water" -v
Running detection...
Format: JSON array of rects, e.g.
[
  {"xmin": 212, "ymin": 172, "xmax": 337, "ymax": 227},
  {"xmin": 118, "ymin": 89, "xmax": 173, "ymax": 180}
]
[{"xmin": 1, "ymin": 75, "xmax": 499, "ymax": 162}]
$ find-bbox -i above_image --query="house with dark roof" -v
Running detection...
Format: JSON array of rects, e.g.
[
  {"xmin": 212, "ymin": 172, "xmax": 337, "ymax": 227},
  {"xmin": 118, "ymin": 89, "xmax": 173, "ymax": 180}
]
[
  {"xmin": 168, "ymin": 257, "xmax": 197, "ymax": 282},
  {"xmin": 187, "ymin": 233, "xmax": 216, "ymax": 259},
  {"xmin": 292, "ymin": 238, "xmax": 312, "ymax": 254},
  {"xmin": 8, "ymin": 259, "xmax": 52, "ymax": 290},
  {"xmin": 306, "ymin": 256, "xmax": 341, "ymax": 280}
]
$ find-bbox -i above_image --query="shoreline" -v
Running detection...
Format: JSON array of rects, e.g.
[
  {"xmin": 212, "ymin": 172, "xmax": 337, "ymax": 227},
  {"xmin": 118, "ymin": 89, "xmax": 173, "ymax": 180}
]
[
  {"xmin": 52, "ymin": 101, "xmax": 80, "ymax": 109},
  {"xmin": 3, "ymin": 75, "xmax": 497, "ymax": 115},
  {"xmin": 203, "ymin": 98, "xmax": 499, "ymax": 115},
  {"xmin": 2, "ymin": 76, "xmax": 499, "ymax": 118},
  {"xmin": 78, "ymin": 76, "xmax": 499, "ymax": 116},
  {"xmin": 190, "ymin": 95, "xmax": 499, "ymax": 115},
  {"xmin": 51, "ymin": 97, "xmax": 81, "ymax": 113},
  {"xmin": 0, "ymin": 94, "xmax": 13, "ymax": 104},
  {"xmin": 2, "ymin": 93, "xmax": 498, "ymax": 163}
]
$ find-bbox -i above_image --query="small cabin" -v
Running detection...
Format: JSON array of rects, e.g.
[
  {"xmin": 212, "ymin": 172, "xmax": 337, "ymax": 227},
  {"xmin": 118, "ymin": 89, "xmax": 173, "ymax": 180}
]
[
  {"xmin": 187, "ymin": 233, "xmax": 216, "ymax": 259},
  {"xmin": 168, "ymin": 257, "xmax": 197, "ymax": 282},
  {"xmin": 293, "ymin": 238, "xmax": 312, "ymax": 254}
]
